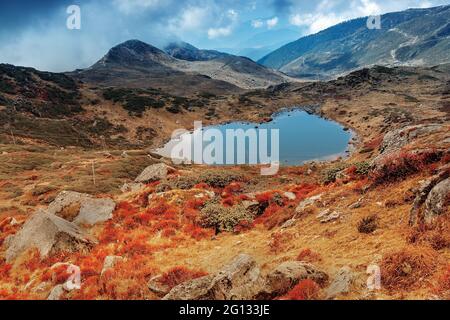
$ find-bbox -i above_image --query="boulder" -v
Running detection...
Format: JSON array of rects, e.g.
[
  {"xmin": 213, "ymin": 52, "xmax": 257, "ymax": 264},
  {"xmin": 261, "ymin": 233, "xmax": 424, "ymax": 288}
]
[
  {"xmin": 5, "ymin": 211, "xmax": 96, "ymax": 262},
  {"xmin": 295, "ymin": 194, "xmax": 322, "ymax": 215},
  {"xmin": 424, "ymin": 178, "xmax": 450, "ymax": 224},
  {"xmin": 47, "ymin": 284, "xmax": 65, "ymax": 300},
  {"xmin": 379, "ymin": 124, "xmax": 442, "ymax": 156},
  {"xmin": 148, "ymin": 275, "xmax": 172, "ymax": 296},
  {"xmin": 120, "ymin": 182, "xmax": 145, "ymax": 193},
  {"xmin": 135, "ymin": 163, "xmax": 173, "ymax": 183},
  {"xmin": 261, "ymin": 261, "xmax": 328, "ymax": 298},
  {"xmin": 325, "ymin": 266, "xmax": 354, "ymax": 299},
  {"xmin": 163, "ymin": 254, "xmax": 265, "ymax": 300},
  {"xmin": 101, "ymin": 255, "xmax": 124, "ymax": 276},
  {"xmin": 47, "ymin": 191, "xmax": 115, "ymax": 226}
]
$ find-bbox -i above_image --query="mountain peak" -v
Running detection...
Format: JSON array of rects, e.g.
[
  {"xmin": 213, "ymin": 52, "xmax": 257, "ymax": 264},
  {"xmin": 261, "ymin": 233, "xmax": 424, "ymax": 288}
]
[
  {"xmin": 164, "ymin": 41, "xmax": 229, "ymax": 62},
  {"xmin": 99, "ymin": 39, "xmax": 170, "ymax": 67}
]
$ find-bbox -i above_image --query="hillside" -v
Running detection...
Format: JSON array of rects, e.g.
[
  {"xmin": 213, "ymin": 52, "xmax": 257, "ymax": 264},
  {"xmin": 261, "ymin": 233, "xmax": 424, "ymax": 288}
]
[
  {"xmin": 259, "ymin": 5, "xmax": 450, "ymax": 79},
  {"xmin": 0, "ymin": 63, "xmax": 449, "ymax": 300}
]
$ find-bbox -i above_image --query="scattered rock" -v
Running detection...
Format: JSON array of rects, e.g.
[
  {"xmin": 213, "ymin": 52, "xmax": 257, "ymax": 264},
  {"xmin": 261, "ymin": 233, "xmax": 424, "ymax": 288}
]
[
  {"xmin": 424, "ymin": 177, "xmax": 450, "ymax": 225},
  {"xmin": 148, "ymin": 275, "xmax": 172, "ymax": 296},
  {"xmin": 325, "ymin": 266, "xmax": 354, "ymax": 299},
  {"xmin": 5, "ymin": 210, "xmax": 96, "ymax": 262},
  {"xmin": 135, "ymin": 163, "xmax": 173, "ymax": 183},
  {"xmin": 47, "ymin": 191, "xmax": 115, "ymax": 226},
  {"xmin": 261, "ymin": 261, "xmax": 328, "ymax": 298},
  {"xmin": 295, "ymin": 194, "xmax": 322, "ymax": 214},
  {"xmin": 47, "ymin": 284, "xmax": 65, "ymax": 300},
  {"xmin": 284, "ymin": 192, "xmax": 296, "ymax": 201},
  {"xmin": 163, "ymin": 254, "xmax": 265, "ymax": 300},
  {"xmin": 349, "ymin": 198, "xmax": 364, "ymax": 209},
  {"xmin": 281, "ymin": 219, "xmax": 297, "ymax": 229},
  {"xmin": 319, "ymin": 210, "xmax": 340, "ymax": 223},
  {"xmin": 73, "ymin": 198, "xmax": 116, "ymax": 226},
  {"xmin": 120, "ymin": 182, "xmax": 145, "ymax": 193},
  {"xmin": 101, "ymin": 256, "xmax": 124, "ymax": 276}
]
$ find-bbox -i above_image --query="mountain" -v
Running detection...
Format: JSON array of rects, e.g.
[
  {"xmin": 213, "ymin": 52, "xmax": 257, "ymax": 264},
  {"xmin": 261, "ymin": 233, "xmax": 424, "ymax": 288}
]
[
  {"xmin": 164, "ymin": 41, "xmax": 229, "ymax": 61},
  {"xmin": 259, "ymin": 5, "xmax": 450, "ymax": 79},
  {"xmin": 164, "ymin": 42, "xmax": 294, "ymax": 89},
  {"xmin": 69, "ymin": 40, "xmax": 240, "ymax": 96},
  {"xmin": 70, "ymin": 40, "xmax": 291, "ymax": 94}
]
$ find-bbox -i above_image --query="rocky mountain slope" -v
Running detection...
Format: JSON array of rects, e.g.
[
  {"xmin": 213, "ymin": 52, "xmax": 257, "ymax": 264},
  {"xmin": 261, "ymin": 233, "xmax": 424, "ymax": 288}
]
[
  {"xmin": 70, "ymin": 40, "xmax": 291, "ymax": 93},
  {"xmin": 259, "ymin": 5, "xmax": 450, "ymax": 79}
]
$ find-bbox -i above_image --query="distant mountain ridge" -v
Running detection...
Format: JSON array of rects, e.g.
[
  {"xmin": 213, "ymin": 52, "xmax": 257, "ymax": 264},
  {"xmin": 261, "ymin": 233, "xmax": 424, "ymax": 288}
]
[
  {"xmin": 259, "ymin": 5, "xmax": 450, "ymax": 79},
  {"xmin": 70, "ymin": 40, "xmax": 292, "ymax": 94}
]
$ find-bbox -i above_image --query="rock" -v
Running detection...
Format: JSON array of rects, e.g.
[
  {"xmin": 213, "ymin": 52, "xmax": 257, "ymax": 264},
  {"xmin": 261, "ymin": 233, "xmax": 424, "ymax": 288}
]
[
  {"xmin": 284, "ymin": 192, "xmax": 296, "ymax": 201},
  {"xmin": 349, "ymin": 198, "xmax": 363, "ymax": 209},
  {"xmin": 135, "ymin": 163, "xmax": 172, "ymax": 183},
  {"xmin": 47, "ymin": 284, "xmax": 65, "ymax": 300},
  {"xmin": 5, "ymin": 211, "xmax": 96, "ymax": 262},
  {"xmin": 317, "ymin": 209, "xmax": 341, "ymax": 223},
  {"xmin": 424, "ymin": 177, "xmax": 450, "ymax": 225},
  {"xmin": 295, "ymin": 194, "xmax": 322, "ymax": 214},
  {"xmin": 120, "ymin": 182, "xmax": 145, "ymax": 193},
  {"xmin": 73, "ymin": 198, "xmax": 116, "ymax": 226},
  {"xmin": 47, "ymin": 191, "xmax": 115, "ymax": 226},
  {"xmin": 325, "ymin": 266, "xmax": 354, "ymax": 299},
  {"xmin": 148, "ymin": 275, "xmax": 172, "ymax": 296},
  {"xmin": 409, "ymin": 165, "xmax": 450, "ymax": 225},
  {"xmin": 101, "ymin": 256, "xmax": 124, "ymax": 276},
  {"xmin": 262, "ymin": 261, "xmax": 328, "ymax": 298},
  {"xmin": 281, "ymin": 219, "xmax": 297, "ymax": 229},
  {"xmin": 163, "ymin": 254, "xmax": 265, "ymax": 300},
  {"xmin": 379, "ymin": 124, "xmax": 442, "ymax": 156}
]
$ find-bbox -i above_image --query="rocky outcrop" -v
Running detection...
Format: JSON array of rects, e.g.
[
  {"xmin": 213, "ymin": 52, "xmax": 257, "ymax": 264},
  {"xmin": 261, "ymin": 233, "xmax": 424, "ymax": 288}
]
[
  {"xmin": 261, "ymin": 261, "xmax": 328, "ymax": 298},
  {"xmin": 47, "ymin": 284, "xmax": 65, "ymax": 300},
  {"xmin": 120, "ymin": 182, "xmax": 144, "ymax": 193},
  {"xmin": 409, "ymin": 164, "xmax": 450, "ymax": 226},
  {"xmin": 295, "ymin": 194, "xmax": 322, "ymax": 215},
  {"xmin": 135, "ymin": 163, "xmax": 173, "ymax": 183},
  {"xmin": 163, "ymin": 254, "xmax": 265, "ymax": 300},
  {"xmin": 325, "ymin": 266, "xmax": 354, "ymax": 299},
  {"xmin": 47, "ymin": 191, "xmax": 116, "ymax": 226},
  {"xmin": 5, "ymin": 211, "xmax": 96, "ymax": 262},
  {"xmin": 101, "ymin": 256, "xmax": 124, "ymax": 276},
  {"xmin": 379, "ymin": 124, "xmax": 442, "ymax": 155},
  {"xmin": 424, "ymin": 178, "xmax": 450, "ymax": 224}
]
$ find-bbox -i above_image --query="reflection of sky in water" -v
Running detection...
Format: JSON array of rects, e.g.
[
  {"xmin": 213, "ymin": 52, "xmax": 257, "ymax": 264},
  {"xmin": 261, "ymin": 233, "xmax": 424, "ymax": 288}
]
[{"xmin": 156, "ymin": 110, "xmax": 352, "ymax": 166}]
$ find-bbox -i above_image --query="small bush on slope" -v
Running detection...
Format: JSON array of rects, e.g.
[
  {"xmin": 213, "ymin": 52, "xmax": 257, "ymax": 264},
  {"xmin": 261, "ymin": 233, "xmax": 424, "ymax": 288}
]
[{"xmin": 200, "ymin": 201, "xmax": 254, "ymax": 233}]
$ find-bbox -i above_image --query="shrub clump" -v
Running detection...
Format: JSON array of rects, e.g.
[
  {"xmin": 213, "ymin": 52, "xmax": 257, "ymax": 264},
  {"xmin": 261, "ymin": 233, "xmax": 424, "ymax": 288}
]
[
  {"xmin": 198, "ymin": 170, "xmax": 244, "ymax": 188},
  {"xmin": 282, "ymin": 279, "xmax": 320, "ymax": 300},
  {"xmin": 357, "ymin": 215, "xmax": 378, "ymax": 234},
  {"xmin": 200, "ymin": 201, "xmax": 254, "ymax": 233},
  {"xmin": 380, "ymin": 246, "xmax": 438, "ymax": 290}
]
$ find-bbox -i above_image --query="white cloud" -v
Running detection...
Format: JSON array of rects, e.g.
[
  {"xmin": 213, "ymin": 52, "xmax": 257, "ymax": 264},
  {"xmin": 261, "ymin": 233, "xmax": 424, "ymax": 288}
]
[
  {"xmin": 207, "ymin": 9, "xmax": 238, "ymax": 39},
  {"xmin": 114, "ymin": 0, "xmax": 171, "ymax": 14},
  {"xmin": 289, "ymin": 12, "xmax": 345, "ymax": 34},
  {"xmin": 168, "ymin": 6, "xmax": 209, "ymax": 32},
  {"xmin": 251, "ymin": 19, "xmax": 264, "ymax": 28},
  {"xmin": 266, "ymin": 16, "xmax": 278, "ymax": 29}
]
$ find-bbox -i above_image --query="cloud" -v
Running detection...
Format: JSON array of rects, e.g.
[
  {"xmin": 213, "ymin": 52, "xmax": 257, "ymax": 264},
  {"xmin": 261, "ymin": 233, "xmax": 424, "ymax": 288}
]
[
  {"xmin": 266, "ymin": 16, "xmax": 279, "ymax": 28},
  {"xmin": 113, "ymin": 0, "xmax": 172, "ymax": 14},
  {"xmin": 207, "ymin": 9, "xmax": 238, "ymax": 39},
  {"xmin": 251, "ymin": 19, "xmax": 264, "ymax": 28}
]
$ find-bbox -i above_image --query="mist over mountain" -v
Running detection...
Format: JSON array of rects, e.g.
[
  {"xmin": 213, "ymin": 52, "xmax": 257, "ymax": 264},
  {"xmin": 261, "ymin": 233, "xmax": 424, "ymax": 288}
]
[{"xmin": 259, "ymin": 5, "xmax": 450, "ymax": 79}]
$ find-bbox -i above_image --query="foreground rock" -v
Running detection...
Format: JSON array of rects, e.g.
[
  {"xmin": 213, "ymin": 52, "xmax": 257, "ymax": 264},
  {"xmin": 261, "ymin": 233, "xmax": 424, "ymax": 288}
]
[
  {"xmin": 163, "ymin": 255, "xmax": 327, "ymax": 300},
  {"xmin": 101, "ymin": 256, "xmax": 124, "ymax": 276},
  {"xmin": 163, "ymin": 254, "xmax": 265, "ymax": 300},
  {"xmin": 409, "ymin": 164, "xmax": 450, "ymax": 226},
  {"xmin": 135, "ymin": 163, "xmax": 173, "ymax": 183},
  {"xmin": 5, "ymin": 211, "xmax": 96, "ymax": 262},
  {"xmin": 47, "ymin": 191, "xmax": 116, "ymax": 226},
  {"xmin": 325, "ymin": 266, "xmax": 354, "ymax": 299},
  {"xmin": 260, "ymin": 261, "xmax": 328, "ymax": 298}
]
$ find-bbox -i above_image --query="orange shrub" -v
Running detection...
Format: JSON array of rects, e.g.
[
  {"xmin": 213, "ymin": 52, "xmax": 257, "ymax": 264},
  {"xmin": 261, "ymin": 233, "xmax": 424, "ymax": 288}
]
[
  {"xmin": 282, "ymin": 280, "xmax": 320, "ymax": 300},
  {"xmin": 297, "ymin": 248, "xmax": 322, "ymax": 263},
  {"xmin": 434, "ymin": 265, "xmax": 450, "ymax": 298}
]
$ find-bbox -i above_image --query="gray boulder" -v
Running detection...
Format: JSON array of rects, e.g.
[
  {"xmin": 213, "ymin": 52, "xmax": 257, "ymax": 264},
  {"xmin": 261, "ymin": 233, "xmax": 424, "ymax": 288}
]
[
  {"xmin": 5, "ymin": 211, "xmax": 96, "ymax": 262},
  {"xmin": 325, "ymin": 266, "xmax": 354, "ymax": 299},
  {"xmin": 135, "ymin": 163, "xmax": 173, "ymax": 183},
  {"xmin": 261, "ymin": 261, "xmax": 328, "ymax": 298},
  {"xmin": 163, "ymin": 254, "xmax": 265, "ymax": 300},
  {"xmin": 424, "ymin": 177, "xmax": 450, "ymax": 225}
]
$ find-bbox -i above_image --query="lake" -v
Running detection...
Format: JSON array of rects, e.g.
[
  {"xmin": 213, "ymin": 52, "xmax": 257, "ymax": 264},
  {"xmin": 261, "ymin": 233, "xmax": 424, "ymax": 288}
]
[{"xmin": 155, "ymin": 109, "xmax": 353, "ymax": 166}]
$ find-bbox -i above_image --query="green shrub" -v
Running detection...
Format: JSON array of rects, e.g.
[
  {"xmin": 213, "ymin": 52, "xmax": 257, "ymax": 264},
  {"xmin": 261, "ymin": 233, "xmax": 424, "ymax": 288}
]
[{"xmin": 200, "ymin": 201, "xmax": 254, "ymax": 233}]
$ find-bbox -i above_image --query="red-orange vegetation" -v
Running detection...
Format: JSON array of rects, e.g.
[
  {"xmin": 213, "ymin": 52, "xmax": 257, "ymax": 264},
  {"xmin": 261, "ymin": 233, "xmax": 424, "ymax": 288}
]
[
  {"xmin": 290, "ymin": 184, "xmax": 318, "ymax": 200},
  {"xmin": 380, "ymin": 246, "xmax": 438, "ymax": 290},
  {"xmin": 183, "ymin": 224, "xmax": 214, "ymax": 240},
  {"xmin": 282, "ymin": 279, "xmax": 320, "ymax": 300},
  {"xmin": 158, "ymin": 266, "xmax": 207, "ymax": 290},
  {"xmin": 254, "ymin": 203, "xmax": 282, "ymax": 225},
  {"xmin": 296, "ymin": 248, "xmax": 322, "ymax": 263},
  {"xmin": 434, "ymin": 265, "xmax": 450, "ymax": 298},
  {"xmin": 268, "ymin": 232, "xmax": 294, "ymax": 254},
  {"xmin": 116, "ymin": 201, "xmax": 139, "ymax": 219}
]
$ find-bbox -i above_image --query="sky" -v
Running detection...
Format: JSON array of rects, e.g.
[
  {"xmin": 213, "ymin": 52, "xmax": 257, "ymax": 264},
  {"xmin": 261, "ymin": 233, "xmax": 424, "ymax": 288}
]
[{"xmin": 0, "ymin": 0, "xmax": 449, "ymax": 72}]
